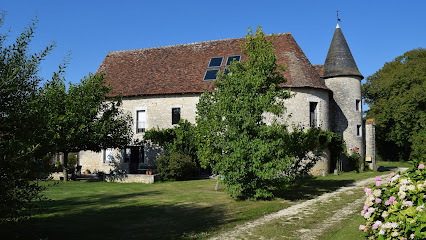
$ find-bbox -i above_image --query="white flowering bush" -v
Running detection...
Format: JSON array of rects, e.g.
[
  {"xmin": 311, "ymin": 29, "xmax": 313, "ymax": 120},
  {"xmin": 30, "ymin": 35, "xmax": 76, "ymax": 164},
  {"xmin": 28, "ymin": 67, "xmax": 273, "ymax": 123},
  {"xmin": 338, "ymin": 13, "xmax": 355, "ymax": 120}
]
[{"xmin": 359, "ymin": 163, "xmax": 426, "ymax": 239}]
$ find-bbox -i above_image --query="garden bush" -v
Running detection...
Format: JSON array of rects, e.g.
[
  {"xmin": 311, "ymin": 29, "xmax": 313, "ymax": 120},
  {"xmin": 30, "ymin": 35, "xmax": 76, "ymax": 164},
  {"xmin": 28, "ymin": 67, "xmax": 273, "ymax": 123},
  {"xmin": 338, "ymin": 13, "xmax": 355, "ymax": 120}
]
[
  {"xmin": 359, "ymin": 162, "xmax": 426, "ymax": 239},
  {"xmin": 155, "ymin": 153, "xmax": 197, "ymax": 181},
  {"xmin": 348, "ymin": 147, "xmax": 362, "ymax": 172}
]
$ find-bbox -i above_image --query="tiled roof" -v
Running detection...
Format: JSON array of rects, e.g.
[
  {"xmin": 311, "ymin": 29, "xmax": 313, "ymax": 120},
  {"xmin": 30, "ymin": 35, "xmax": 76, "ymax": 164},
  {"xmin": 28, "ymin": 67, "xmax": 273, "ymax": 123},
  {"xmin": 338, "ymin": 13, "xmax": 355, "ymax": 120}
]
[
  {"xmin": 313, "ymin": 65, "xmax": 324, "ymax": 78},
  {"xmin": 323, "ymin": 25, "xmax": 363, "ymax": 79},
  {"xmin": 97, "ymin": 33, "xmax": 329, "ymax": 97}
]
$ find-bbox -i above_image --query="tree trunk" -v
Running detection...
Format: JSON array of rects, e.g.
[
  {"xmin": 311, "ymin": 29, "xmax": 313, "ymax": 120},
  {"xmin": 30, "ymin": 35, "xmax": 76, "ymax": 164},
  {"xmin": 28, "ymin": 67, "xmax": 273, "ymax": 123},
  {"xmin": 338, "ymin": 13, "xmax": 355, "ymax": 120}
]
[
  {"xmin": 62, "ymin": 151, "xmax": 69, "ymax": 181},
  {"xmin": 215, "ymin": 177, "xmax": 220, "ymax": 191}
]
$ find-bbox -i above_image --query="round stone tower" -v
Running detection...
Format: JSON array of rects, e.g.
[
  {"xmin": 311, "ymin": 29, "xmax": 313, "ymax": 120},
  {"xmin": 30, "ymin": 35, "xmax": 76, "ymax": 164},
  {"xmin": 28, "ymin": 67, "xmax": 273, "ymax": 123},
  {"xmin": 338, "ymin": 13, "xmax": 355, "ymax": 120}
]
[{"xmin": 323, "ymin": 24, "xmax": 364, "ymax": 171}]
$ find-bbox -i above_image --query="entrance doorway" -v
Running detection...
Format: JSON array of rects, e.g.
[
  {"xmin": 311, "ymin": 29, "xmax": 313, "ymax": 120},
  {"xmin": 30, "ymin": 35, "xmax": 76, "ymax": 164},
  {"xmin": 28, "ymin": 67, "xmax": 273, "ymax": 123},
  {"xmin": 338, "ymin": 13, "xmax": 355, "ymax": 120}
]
[{"xmin": 129, "ymin": 146, "xmax": 144, "ymax": 174}]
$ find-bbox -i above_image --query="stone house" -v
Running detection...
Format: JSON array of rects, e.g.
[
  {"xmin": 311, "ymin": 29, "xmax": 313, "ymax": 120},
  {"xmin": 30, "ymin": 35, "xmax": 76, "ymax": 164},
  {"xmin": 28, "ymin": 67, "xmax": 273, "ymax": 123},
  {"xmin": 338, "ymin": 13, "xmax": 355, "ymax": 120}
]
[{"xmin": 78, "ymin": 24, "xmax": 376, "ymax": 177}]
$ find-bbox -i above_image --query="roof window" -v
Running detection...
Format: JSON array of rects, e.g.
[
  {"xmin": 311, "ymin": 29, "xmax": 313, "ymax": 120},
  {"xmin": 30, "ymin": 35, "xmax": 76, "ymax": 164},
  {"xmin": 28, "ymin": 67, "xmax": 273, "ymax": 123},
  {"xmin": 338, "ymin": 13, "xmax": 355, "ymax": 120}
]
[
  {"xmin": 208, "ymin": 57, "xmax": 224, "ymax": 68},
  {"xmin": 226, "ymin": 55, "xmax": 241, "ymax": 66},
  {"xmin": 203, "ymin": 69, "xmax": 220, "ymax": 81}
]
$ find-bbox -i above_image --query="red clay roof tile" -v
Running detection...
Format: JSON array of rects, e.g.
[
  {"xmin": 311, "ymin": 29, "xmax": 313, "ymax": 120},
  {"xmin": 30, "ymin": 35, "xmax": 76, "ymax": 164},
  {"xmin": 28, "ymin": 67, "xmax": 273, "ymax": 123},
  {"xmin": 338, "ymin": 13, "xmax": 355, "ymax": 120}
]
[{"xmin": 97, "ymin": 33, "xmax": 329, "ymax": 97}]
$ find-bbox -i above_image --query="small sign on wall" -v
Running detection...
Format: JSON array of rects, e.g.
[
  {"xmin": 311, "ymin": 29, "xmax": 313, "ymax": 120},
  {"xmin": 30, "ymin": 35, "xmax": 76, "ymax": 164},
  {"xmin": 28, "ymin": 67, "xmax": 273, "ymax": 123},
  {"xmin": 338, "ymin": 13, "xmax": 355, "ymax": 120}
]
[{"xmin": 366, "ymin": 156, "xmax": 372, "ymax": 162}]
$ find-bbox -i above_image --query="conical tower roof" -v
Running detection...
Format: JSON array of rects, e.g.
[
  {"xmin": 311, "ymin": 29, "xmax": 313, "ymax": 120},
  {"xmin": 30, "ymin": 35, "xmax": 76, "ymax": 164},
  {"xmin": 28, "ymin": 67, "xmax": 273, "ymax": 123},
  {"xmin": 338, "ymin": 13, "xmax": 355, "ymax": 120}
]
[{"xmin": 323, "ymin": 24, "xmax": 363, "ymax": 79}]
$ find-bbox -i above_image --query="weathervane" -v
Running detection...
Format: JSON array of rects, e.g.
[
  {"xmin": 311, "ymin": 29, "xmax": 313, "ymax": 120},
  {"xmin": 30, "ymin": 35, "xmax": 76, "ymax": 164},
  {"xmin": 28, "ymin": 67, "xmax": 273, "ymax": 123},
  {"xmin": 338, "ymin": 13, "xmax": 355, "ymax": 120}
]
[{"xmin": 337, "ymin": 11, "xmax": 342, "ymax": 23}]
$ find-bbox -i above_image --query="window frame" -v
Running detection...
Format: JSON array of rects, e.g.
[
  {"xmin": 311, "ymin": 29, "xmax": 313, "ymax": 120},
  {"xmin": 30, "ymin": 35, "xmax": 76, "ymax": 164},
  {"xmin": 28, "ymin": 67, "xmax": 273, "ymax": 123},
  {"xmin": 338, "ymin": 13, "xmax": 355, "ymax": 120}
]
[
  {"xmin": 225, "ymin": 55, "xmax": 241, "ymax": 66},
  {"xmin": 102, "ymin": 148, "xmax": 114, "ymax": 164},
  {"xmin": 203, "ymin": 69, "xmax": 220, "ymax": 81},
  {"xmin": 135, "ymin": 107, "xmax": 147, "ymax": 134},
  {"xmin": 356, "ymin": 99, "xmax": 361, "ymax": 112},
  {"xmin": 171, "ymin": 107, "xmax": 181, "ymax": 125},
  {"xmin": 309, "ymin": 102, "xmax": 318, "ymax": 128},
  {"xmin": 356, "ymin": 125, "xmax": 362, "ymax": 137},
  {"xmin": 208, "ymin": 56, "xmax": 224, "ymax": 68}
]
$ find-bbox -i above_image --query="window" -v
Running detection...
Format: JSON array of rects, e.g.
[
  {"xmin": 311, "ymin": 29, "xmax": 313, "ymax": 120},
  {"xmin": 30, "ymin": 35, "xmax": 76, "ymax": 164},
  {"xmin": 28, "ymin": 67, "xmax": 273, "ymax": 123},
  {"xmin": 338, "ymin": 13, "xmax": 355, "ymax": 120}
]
[
  {"xmin": 356, "ymin": 99, "xmax": 361, "ymax": 111},
  {"xmin": 226, "ymin": 55, "xmax": 241, "ymax": 66},
  {"xmin": 203, "ymin": 69, "xmax": 220, "ymax": 81},
  {"xmin": 208, "ymin": 57, "xmax": 223, "ymax": 68},
  {"xmin": 203, "ymin": 57, "xmax": 223, "ymax": 81},
  {"xmin": 103, "ymin": 148, "xmax": 114, "ymax": 164},
  {"xmin": 310, "ymin": 102, "xmax": 318, "ymax": 127},
  {"xmin": 123, "ymin": 148, "xmax": 131, "ymax": 163},
  {"xmin": 136, "ymin": 110, "xmax": 146, "ymax": 133},
  {"xmin": 203, "ymin": 55, "xmax": 240, "ymax": 81},
  {"xmin": 172, "ymin": 108, "xmax": 181, "ymax": 125},
  {"xmin": 357, "ymin": 125, "xmax": 362, "ymax": 136}
]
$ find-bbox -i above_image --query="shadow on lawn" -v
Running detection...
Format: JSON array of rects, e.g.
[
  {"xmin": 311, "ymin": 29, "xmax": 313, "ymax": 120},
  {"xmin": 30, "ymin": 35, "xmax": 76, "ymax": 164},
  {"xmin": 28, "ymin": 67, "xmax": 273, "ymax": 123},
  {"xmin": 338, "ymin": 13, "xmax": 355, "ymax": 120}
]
[
  {"xmin": 2, "ymin": 191, "xmax": 227, "ymax": 240},
  {"xmin": 273, "ymin": 178, "xmax": 355, "ymax": 201}
]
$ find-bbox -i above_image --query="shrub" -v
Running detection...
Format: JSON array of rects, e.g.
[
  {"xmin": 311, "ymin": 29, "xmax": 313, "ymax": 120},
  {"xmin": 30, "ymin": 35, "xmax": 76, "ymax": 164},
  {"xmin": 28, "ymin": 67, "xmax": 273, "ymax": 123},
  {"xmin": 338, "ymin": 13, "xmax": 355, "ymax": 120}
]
[
  {"xmin": 359, "ymin": 162, "xmax": 426, "ymax": 239},
  {"xmin": 156, "ymin": 153, "xmax": 197, "ymax": 181},
  {"xmin": 348, "ymin": 147, "xmax": 362, "ymax": 172},
  {"xmin": 145, "ymin": 120, "xmax": 198, "ymax": 163}
]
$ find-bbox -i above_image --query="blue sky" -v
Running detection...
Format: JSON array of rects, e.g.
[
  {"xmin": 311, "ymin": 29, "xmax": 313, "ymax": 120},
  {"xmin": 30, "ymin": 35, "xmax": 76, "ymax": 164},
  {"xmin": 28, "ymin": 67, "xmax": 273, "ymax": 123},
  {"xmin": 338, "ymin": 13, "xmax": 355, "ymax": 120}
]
[{"xmin": 1, "ymin": 0, "xmax": 425, "ymax": 99}]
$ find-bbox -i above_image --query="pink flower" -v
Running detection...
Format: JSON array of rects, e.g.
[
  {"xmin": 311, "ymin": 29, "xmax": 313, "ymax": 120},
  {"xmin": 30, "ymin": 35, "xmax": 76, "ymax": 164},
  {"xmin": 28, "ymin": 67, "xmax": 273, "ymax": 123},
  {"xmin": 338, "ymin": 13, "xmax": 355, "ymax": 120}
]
[
  {"xmin": 419, "ymin": 164, "xmax": 425, "ymax": 169},
  {"xmin": 364, "ymin": 187, "xmax": 370, "ymax": 193},
  {"xmin": 406, "ymin": 201, "xmax": 413, "ymax": 207},
  {"xmin": 359, "ymin": 225, "xmax": 365, "ymax": 230},
  {"xmin": 361, "ymin": 210, "xmax": 365, "ymax": 216},
  {"xmin": 385, "ymin": 200, "xmax": 391, "ymax": 206},
  {"xmin": 372, "ymin": 223, "xmax": 379, "ymax": 229},
  {"xmin": 363, "ymin": 205, "xmax": 368, "ymax": 211},
  {"xmin": 411, "ymin": 233, "xmax": 415, "ymax": 239},
  {"xmin": 387, "ymin": 178, "xmax": 392, "ymax": 182},
  {"xmin": 390, "ymin": 196, "xmax": 396, "ymax": 201},
  {"xmin": 376, "ymin": 181, "xmax": 382, "ymax": 187},
  {"xmin": 375, "ymin": 198, "xmax": 382, "ymax": 204},
  {"xmin": 391, "ymin": 172, "xmax": 396, "ymax": 177},
  {"xmin": 376, "ymin": 176, "xmax": 382, "ymax": 181}
]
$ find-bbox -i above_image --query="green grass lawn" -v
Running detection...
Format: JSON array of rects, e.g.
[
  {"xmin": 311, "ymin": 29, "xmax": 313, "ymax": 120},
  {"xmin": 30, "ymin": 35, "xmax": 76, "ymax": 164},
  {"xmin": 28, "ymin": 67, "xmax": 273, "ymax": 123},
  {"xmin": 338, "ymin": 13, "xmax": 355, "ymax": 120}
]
[{"xmin": 1, "ymin": 161, "xmax": 409, "ymax": 240}]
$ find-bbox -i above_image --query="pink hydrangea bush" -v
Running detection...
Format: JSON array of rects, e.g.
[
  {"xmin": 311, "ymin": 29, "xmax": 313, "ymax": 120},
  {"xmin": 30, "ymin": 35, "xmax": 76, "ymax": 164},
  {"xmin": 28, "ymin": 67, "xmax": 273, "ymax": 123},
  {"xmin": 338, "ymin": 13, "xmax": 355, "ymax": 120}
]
[{"xmin": 359, "ymin": 163, "xmax": 426, "ymax": 239}]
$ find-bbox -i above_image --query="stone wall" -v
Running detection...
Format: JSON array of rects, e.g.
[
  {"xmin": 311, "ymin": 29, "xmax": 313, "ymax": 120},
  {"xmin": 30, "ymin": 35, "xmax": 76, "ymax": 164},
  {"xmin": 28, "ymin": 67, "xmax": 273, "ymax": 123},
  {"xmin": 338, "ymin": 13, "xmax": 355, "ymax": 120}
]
[
  {"xmin": 365, "ymin": 119, "xmax": 376, "ymax": 170},
  {"xmin": 325, "ymin": 76, "xmax": 363, "ymax": 170},
  {"xmin": 264, "ymin": 88, "xmax": 331, "ymax": 174},
  {"xmin": 79, "ymin": 94, "xmax": 200, "ymax": 173},
  {"xmin": 104, "ymin": 174, "xmax": 159, "ymax": 184},
  {"xmin": 264, "ymin": 88, "xmax": 330, "ymax": 131},
  {"xmin": 79, "ymin": 89, "xmax": 333, "ymax": 176}
]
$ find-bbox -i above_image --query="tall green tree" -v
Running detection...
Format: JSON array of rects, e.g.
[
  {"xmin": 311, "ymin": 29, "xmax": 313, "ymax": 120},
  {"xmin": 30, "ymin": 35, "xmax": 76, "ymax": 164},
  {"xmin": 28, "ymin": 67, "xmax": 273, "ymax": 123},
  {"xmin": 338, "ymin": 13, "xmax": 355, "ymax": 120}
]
[
  {"xmin": 0, "ymin": 14, "xmax": 53, "ymax": 221},
  {"xmin": 40, "ymin": 72, "xmax": 134, "ymax": 181},
  {"xmin": 196, "ymin": 27, "xmax": 332, "ymax": 199},
  {"xmin": 363, "ymin": 48, "xmax": 426, "ymax": 162}
]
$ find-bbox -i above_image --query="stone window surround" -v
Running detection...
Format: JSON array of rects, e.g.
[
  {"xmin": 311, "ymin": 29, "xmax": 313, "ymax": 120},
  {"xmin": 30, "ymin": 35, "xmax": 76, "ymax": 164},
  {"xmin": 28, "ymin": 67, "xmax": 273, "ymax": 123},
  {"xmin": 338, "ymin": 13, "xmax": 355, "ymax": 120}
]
[
  {"xmin": 355, "ymin": 99, "xmax": 361, "ymax": 112},
  {"xmin": 356, "ymin": 124, "xmax": 362, "ymax": 137},
  {"xmin": 307, "ymin": 96, "xmax": 322, "ymax": 128}
]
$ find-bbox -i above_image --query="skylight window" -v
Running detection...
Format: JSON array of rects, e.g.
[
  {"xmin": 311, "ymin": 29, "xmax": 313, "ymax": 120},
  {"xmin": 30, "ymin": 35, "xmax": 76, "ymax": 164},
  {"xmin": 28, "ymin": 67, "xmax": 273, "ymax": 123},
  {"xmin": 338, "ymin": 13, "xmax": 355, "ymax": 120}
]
[
  {"xmin": 226, "ymin": 55, "xmax": 241, "ymax": 65},
  {"xmin": 203, "ymin": 69, "xmax": 220, "ymax": 81},
  {"xmin": 208, "ymin": 57, "xmax": 223, "ymax": 68}
]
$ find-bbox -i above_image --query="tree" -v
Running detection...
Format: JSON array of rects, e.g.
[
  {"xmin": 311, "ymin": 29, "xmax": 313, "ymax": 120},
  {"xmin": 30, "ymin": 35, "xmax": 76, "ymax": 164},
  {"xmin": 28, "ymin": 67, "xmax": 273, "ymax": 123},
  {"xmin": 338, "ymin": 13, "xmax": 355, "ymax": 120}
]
[
  {"xmin": 39, "ymin": 72, "xmax": 134, "ymax": 181},
  {"xmin": 363, "ymin": 48, "xmax": 426, "ymax": 162},
  {"xmin": 0, "ymin": 14, "xmax": 54, "ymax": 221},
  {"xmin": 196, "ymin": 27, "xmax": 333, "ymax": 199}
]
